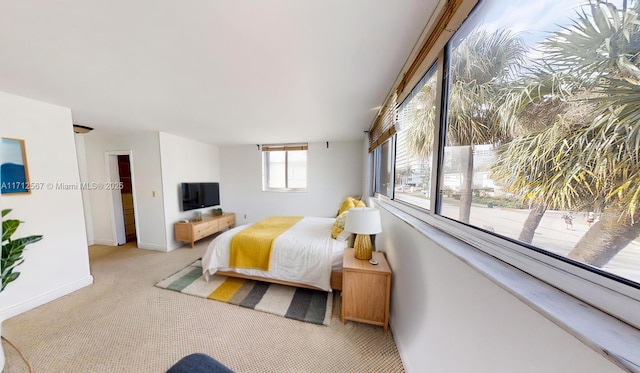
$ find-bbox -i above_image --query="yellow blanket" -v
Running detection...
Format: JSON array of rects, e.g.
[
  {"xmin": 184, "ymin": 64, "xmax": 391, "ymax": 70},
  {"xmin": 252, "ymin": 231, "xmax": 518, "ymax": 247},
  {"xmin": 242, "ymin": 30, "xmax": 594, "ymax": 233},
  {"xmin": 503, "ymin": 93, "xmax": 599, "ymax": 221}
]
[{"xmin": 229, "ymin": 216, "xmax": 303, "ymax": 270}]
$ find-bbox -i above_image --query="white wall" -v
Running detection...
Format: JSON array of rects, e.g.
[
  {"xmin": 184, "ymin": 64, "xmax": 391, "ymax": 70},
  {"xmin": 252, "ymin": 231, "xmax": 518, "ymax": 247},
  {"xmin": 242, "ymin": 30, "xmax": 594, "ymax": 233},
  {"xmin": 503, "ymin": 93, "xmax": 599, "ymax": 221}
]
[
  {"xmin": 159, "ymin": 132, "xmax": 220, "ymax": 251},
  {"xmin": 220, "ymin": 141, "xmax": 363, "ymax": 224},
  {"xmin": 375, "ymin": 206, "xmax": 625, "ymax": 373},
  {"xmin": 82, "ymin": 131, "xmax": 166, "ymax": 250},
  {"xmin": 0, "ymin": 91, "xmax": 93, "ymax": 319},
  {"xmin": 74, "ymin": 134, "xmax": 95, "ymax": 245}
]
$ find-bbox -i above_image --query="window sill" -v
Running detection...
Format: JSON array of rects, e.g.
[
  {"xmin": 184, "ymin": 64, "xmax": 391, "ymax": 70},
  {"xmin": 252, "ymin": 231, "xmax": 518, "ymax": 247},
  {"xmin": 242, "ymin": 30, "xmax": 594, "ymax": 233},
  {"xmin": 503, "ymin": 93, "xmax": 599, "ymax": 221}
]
[{"xmin": 375, "ymin": 199, "xmax": 640, "ymax": 373}]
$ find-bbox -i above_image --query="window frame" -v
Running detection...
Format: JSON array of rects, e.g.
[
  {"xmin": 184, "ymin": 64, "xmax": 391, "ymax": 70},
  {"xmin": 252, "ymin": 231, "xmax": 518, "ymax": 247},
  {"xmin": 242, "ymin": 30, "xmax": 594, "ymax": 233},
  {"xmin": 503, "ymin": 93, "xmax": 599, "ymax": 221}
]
[
  {"xmin": 393, "ymin": 62, "xmax": 441, "ymax": 211},
  {"xmin": 261, "ymin": 144, "xmax": 308, "ymax": 193},
  {"xmin": 369, "ymin": 0, "xmax": 640, "ymax": 330},
  {"xmin": 372, "ymin": 139, "xmax": 395, "ymax": 198}
]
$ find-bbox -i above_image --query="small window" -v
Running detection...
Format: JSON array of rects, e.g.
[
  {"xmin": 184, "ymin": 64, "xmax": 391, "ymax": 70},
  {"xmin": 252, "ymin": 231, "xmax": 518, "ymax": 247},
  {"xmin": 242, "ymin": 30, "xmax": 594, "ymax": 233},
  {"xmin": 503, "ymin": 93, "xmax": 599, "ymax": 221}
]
[
  {"xmin": 373, "ymin": 139, "xmax": 394, "ymax": 198},
  {"xmin": 262, "ymin": 144, "xmax": 308, "ymax": 192}
]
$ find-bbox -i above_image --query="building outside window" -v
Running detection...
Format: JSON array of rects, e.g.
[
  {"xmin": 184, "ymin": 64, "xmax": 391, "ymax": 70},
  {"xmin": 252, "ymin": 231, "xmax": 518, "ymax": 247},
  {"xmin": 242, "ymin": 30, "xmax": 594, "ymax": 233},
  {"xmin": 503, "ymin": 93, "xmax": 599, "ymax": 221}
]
[{"xmin": 394, "ymin": 64, "xmax": 438, "ymax": 210}]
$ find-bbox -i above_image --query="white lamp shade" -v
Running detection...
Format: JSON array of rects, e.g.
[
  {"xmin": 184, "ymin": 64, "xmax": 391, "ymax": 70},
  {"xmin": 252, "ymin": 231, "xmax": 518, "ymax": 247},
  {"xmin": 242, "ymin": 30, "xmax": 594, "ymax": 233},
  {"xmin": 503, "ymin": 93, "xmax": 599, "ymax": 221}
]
[{"xmin": 344, "ymin": 207, "xmax": 382, "ymax": 234}]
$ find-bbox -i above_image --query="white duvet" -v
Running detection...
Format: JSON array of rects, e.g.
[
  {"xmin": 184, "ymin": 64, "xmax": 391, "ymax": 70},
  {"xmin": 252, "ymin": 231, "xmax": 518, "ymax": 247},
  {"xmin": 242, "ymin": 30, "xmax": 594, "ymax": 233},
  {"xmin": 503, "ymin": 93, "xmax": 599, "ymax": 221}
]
[{"xmin": 201, "ymin": 217, "xmax": 347, "ymax": 292}]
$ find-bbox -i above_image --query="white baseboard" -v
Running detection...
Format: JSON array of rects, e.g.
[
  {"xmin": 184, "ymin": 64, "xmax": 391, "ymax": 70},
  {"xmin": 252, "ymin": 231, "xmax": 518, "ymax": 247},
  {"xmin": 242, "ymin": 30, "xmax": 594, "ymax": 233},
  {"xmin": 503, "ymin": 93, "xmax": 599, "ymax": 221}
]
[
  {"xmin": 389, "ymin": 318, "xmax": 412, "ymax": 373},
  {"xmin": 93, "ymin": 239, "xmax": 116, "ymax": 246},
  {"xmin": 167, "ymin": 240, "xmax": 188, "ymax": 252},
  {"xmin": 0, "ymin": 275, "xmax": 94, "ymax": 320},
  {"xmin": 92, "ymin": 239, "xmax": 166, "ymax": 251},
  {"xmin": 137, "ymin": 242, "xmax": 167, "ymax": 252}
]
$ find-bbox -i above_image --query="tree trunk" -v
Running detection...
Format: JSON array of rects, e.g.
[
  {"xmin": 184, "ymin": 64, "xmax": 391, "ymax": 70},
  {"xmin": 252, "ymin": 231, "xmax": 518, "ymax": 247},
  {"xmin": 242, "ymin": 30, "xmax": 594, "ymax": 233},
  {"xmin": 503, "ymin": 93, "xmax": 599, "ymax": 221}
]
[
  {"xmin": 518, "ymin": 204, "xmax": 546, "ymax": 244},
  {"xmin": 459, "ymin": 145, "xmax": 474, "ymax": 224},
  {"xmin": 567, "ymin": 206, "xmax": 640, "ymax": 267}
]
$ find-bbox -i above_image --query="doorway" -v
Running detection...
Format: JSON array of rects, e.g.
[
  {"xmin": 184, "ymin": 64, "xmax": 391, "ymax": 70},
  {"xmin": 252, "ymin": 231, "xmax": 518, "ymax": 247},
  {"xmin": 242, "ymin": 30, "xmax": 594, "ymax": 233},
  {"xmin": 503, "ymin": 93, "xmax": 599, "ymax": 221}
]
[
  {"xmin": 105, "ymin": 151, "xmax": 139, "ymax": 246},
  {"xmin": 117, "ymin": 155, "xmax": 137, "ymax": 243}
]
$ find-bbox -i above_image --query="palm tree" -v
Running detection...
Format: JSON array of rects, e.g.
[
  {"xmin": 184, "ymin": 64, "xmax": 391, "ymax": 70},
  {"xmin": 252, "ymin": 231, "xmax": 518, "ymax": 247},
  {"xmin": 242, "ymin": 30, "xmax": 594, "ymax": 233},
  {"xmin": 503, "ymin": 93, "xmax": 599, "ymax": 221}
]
[
  {"xmin": 403, "ymin": 74, "xmax": 438, "ymax": 160},
  {"xmin": 446, "ymin": 29, "xmax": 529, "ymax": 223},
  {"xmin": 547, "ymin": 0, "xmax": 640, "ymax": 266},
  {"xmin": 403, "ymin": 29, "xmax": 528, "ymax": 223},
  {"xmin": 496, "ymin": 99, "xmax": 640, "ymax": 266},
  {"xmin": 490, "ymin": 73, "xmax": 596, "ymax": 244},
  {"xmin": 567, "ymin": 103, "xmax": 640, "ymax": 266},
  {"xmin": 491, "ymin": 114, "xmax": 596, "ymax": 239},
  {"xmin": 493, "ymin": 0, "xmax": 640, "ymax": 266}
]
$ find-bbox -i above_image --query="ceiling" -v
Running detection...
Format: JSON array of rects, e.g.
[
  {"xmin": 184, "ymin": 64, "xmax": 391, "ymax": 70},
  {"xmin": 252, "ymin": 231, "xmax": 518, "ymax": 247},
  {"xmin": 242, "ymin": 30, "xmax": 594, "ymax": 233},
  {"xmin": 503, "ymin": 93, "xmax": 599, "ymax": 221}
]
[{"xmin": 0, "ymin": 1, "xmax": 441, "ymax": 145}]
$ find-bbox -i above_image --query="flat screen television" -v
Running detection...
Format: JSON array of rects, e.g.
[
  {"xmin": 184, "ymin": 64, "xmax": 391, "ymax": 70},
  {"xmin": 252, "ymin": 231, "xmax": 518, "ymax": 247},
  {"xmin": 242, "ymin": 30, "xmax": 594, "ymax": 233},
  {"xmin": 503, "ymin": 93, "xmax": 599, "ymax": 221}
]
[{"xmin": 181, "ymin": 182, "xmax": 220, "ymax": 211}]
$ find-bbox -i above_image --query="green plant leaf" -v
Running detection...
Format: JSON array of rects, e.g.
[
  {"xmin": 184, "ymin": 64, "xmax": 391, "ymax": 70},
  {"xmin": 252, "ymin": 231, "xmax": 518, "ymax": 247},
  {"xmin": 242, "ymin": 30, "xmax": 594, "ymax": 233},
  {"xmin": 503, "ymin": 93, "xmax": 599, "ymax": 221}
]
[
  {"xmin": 1, "ymin": 272, "xmax": 20, "ymax": 291},
  {"xmin": 2, "ymin": 219, "xmax": 20, "ymax": 242},
  {"xmin": 1, "ymin": 210, "xmax": 43, "ymax": 292},
  {"xmin": 8, "ymin": 235, "xmax": 43, "ymax": 248}
]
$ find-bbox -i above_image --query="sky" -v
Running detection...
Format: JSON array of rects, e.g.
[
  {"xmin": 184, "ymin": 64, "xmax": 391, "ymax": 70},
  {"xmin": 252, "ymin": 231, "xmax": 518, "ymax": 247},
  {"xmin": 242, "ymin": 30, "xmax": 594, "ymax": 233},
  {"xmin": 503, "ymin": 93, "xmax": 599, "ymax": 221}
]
[
  {"xmin": 1, "ymin": 138, "xmax": 25, "ymax": 165},
  {"xmin": 463, "ymin": 0, "xmax": 626, "ymax": 49}
]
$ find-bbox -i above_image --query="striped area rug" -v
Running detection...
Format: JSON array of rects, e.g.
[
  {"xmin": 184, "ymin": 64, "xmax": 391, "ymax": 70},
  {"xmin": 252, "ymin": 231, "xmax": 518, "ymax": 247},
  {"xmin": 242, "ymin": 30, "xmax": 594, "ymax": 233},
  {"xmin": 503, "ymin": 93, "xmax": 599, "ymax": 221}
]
[{"xmin": 155, "ymin": 260, "xmax": 332, "ymax": 325}]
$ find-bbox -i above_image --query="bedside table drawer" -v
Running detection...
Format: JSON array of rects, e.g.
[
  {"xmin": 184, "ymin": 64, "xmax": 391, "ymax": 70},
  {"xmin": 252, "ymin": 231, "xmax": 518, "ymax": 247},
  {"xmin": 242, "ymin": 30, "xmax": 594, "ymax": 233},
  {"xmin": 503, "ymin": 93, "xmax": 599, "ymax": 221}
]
[
  {"xmin": 341, "ymin": 248, "xmax": 391, "ymax": 331},
  {"xmin": 343, "ymin": 271, "xmax": 388, "ymax": 323}
]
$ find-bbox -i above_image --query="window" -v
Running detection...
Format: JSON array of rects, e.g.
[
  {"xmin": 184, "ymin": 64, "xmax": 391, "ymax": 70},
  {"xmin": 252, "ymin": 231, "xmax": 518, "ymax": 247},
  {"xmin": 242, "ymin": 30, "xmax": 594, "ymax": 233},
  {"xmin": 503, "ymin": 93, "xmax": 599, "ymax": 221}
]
[
  {"xmin": 373, "ymin": 139, "xmax": 393, "ymax": 198},
  {"xmin": 439, "ymin": 0, "xmax": 640, "ymax": 286},
  {"xmin": 394, "ymin": 64, "xmax": 438, "ymax": 210},
  {"xmin": 370, "ymin": 0, "xmax": 640, "ymax": 328},
  {"xmin": 262, "ymin": 144, "xmax": 307, "ymax": 191}
]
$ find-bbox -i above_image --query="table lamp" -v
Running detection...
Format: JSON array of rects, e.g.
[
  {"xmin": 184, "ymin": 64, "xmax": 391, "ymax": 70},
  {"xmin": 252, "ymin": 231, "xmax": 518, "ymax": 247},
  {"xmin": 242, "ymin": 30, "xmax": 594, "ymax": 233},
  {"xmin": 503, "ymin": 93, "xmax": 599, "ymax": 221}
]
[{"xmin": 344, "ymin": 207, "xmax": 382, "ymax": 260}]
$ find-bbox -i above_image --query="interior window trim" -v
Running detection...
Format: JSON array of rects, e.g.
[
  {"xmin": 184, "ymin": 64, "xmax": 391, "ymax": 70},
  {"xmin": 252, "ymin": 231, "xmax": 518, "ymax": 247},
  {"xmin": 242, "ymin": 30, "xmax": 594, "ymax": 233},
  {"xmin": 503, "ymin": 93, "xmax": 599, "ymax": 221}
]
[
  {"xmin": 373, "ymin": 196, "xmax": 640, "ymax": 373},
  {"xmin": 376, "ymin": 193, "xmax": 640, "ymax": 329}
]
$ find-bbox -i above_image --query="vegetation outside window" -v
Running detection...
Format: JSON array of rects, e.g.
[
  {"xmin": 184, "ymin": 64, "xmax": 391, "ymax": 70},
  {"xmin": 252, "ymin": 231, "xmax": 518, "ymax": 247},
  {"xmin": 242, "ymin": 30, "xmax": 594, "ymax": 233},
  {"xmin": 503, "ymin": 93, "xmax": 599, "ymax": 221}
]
[
  {"xmin": 372, "ymin": 0, "xmax": 640, "ymax": 318},
  {"xmin": 262, "ymin": 144, "xmax": 307, "ymax": 192},
  {"xmin": 436, "ymin": 0, "xmax": 640, "ymax": 285},
  {"xmin": 394, "ymin": 64, "xmax": 438, "ymax": 210}
]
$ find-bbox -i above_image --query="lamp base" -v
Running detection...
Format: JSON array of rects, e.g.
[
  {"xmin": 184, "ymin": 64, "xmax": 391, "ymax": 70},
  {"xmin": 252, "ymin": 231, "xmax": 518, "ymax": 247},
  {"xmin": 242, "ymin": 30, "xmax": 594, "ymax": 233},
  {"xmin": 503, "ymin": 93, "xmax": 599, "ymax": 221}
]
[{"xmin": 353, "ymin": 234, "xmax": 372, "ymax": 260}]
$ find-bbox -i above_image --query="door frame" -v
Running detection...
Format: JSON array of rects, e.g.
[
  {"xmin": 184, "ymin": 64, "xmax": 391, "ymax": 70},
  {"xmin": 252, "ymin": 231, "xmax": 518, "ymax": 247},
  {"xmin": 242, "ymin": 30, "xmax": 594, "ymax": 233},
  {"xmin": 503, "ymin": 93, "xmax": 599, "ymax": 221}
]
[{"xmin": 104, "ymin": 150, "xmax": 140, "ymax": 247}]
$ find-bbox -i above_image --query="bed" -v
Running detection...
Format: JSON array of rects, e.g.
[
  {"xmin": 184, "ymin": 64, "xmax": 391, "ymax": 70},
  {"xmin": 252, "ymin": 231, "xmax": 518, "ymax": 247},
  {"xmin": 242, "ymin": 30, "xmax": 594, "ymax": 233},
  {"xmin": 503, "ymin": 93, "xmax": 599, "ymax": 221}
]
[{"xmin": 201, "ymin": 216, "xmax": 349, "ymax": 292}]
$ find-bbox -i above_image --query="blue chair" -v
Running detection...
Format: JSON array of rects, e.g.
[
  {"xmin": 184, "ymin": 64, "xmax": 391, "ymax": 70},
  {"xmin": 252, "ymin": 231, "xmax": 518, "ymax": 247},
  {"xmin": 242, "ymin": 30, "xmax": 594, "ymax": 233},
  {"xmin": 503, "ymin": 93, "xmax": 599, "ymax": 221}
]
[{"xmin": 167, "ymin": 353, "xmax": 235, "ymax": 373}]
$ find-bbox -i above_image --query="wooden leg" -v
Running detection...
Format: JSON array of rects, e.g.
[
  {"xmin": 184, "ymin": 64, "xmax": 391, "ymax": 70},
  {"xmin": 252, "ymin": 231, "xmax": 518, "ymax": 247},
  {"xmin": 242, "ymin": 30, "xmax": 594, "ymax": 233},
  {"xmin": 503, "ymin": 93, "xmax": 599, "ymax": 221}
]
[{"xmin": 341, "ymin": 292, "xmax": 345, "ymax": 323}]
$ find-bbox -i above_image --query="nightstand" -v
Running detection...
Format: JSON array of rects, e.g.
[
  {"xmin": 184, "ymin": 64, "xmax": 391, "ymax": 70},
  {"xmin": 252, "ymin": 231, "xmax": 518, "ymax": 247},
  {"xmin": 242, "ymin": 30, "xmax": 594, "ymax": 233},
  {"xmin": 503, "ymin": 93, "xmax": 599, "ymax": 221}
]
[{"xmin": 341, "ymin": 248, "xmax": 391, "ymax": 331}]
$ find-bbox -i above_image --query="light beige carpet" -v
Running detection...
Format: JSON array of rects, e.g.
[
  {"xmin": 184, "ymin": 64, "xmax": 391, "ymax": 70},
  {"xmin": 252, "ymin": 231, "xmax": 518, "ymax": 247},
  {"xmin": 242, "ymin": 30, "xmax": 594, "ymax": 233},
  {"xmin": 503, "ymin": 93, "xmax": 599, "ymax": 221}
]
[{"xmin": 2, "ymin": 238, "xmax": 405, "ymax": 372}]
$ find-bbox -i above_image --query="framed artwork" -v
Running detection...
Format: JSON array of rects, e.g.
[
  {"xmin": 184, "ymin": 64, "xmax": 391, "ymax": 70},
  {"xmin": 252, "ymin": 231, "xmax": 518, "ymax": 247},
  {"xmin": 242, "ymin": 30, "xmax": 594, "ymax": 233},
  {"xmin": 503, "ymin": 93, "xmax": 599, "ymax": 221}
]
[{"xmin": 1, "ymin": 137, "xmax": 31, "ymax": 194}]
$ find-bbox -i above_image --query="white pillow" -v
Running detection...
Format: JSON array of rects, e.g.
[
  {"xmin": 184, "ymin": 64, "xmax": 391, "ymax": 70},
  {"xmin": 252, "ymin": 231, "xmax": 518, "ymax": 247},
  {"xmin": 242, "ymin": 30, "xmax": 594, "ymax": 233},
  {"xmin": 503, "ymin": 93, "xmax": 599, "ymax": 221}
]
[{"xmin": 336, "ymin": 230, "xmax": 351, "ymax": 242}]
